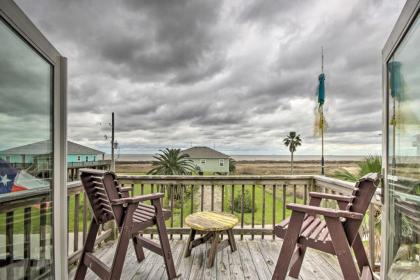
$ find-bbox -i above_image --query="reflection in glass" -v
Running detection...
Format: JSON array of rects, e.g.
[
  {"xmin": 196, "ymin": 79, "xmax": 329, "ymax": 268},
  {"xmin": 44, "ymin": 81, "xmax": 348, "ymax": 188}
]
[
  {"xmin": 387, "ymin": 14, "xmax": 420, "ymax": 280},
  {"xmin": 0, "ymin": 18, "xmax": 53, "ymax": 278}
]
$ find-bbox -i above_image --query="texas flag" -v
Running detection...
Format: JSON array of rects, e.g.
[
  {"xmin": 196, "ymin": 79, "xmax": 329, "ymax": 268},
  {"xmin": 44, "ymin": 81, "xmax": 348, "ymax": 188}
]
[{"xmin": 0, "ymin": 159, "xmax": 18, "ymax": 194}]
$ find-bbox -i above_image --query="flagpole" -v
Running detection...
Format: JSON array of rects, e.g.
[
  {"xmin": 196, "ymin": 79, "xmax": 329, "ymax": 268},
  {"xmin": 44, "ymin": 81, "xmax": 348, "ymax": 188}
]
[
  {"xmin": 111, "ymin": 112, "xmax": 115, "ymax": 172},
  {"xmin": 321, "ymin": 47, "xmax": 325, "ymax": 175},
  {"xmin": 321, "ymin": 110, "xmax": 325, "ymax": 175}
]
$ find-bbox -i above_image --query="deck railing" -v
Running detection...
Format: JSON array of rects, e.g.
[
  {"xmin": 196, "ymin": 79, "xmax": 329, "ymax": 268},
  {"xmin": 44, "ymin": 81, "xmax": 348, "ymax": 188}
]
[{"xmin": 0, "ymin": 174, "xmax": 382, "ymax": 275}]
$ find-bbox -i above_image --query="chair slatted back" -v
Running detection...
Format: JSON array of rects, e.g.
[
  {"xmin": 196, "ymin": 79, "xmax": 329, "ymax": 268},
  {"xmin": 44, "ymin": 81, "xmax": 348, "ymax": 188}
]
[
  {"xmin": 102, "ymin": 171, "xmax": 126, "ymax": 227},
  {"xmin": 344, "ymin": 173, "xmax": 379, "ymax": 244},
  {"xmin": 80, "ymin": 169, "xmax": 114, "ymax": 224}
]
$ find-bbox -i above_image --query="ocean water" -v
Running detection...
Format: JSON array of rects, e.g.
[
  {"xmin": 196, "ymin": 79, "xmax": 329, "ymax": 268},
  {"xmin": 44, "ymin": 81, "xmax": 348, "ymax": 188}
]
[{"xmin": 107, "ymin": 154, "xmax": 364, "ymax": 162}]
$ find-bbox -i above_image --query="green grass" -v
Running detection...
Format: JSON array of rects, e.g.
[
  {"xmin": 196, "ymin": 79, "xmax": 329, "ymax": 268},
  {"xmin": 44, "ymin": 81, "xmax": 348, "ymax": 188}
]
[
  {"xmin": 0, "ymin": 203, "xmax": 52, "ymax": 234},
  {"xmin": 222, "ymin": 185, "xmax": 303, "ymax": 225}
]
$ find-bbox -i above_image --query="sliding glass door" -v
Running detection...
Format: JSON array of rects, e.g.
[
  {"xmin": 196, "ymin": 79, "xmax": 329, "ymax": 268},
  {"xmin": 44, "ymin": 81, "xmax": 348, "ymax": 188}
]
[
  {"xmin": 0, "ymin": 16, "xmax": 54, "ymax": 279},
  {"xmin": 0, "ymin": 1, "xmax": 67, "ymax": 279},
  {"xmin": 384, "ymin": 6, "xmax": 420, "ymax": 280}
]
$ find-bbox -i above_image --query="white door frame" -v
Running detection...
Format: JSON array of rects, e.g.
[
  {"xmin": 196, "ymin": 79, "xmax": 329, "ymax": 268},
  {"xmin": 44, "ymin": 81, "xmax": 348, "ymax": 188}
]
[
  {"xmin": 381, "ymin": 1, "xmax": 419, "ymax": 279},
  {"xmin": 0, "ymin": 1, "xmax": 68, "ymax": 278}
]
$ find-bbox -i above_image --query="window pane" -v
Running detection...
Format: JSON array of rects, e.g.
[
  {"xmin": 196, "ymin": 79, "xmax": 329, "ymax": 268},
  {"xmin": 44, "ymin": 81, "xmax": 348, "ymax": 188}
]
[
  {"xmin": 387, "ymin": 14, "xmax": 420, "ymax": 279},
  {"xmin": 0, "ymin": 18, "xmax": 53, "ymax": 278}
]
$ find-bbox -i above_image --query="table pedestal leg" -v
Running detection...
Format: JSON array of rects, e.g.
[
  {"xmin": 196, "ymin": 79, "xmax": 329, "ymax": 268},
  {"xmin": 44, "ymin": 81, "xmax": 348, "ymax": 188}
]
[
  {"xmin": 184, "ymin": 229, "xmax": 196, "ymax": 257},
  {"xmin": 207, "ymin": 232, "xmax": 219, "ymax": 268},
  {"xmin": 227, "ymin": 229, "xmax": 237, "ymax": 252}
]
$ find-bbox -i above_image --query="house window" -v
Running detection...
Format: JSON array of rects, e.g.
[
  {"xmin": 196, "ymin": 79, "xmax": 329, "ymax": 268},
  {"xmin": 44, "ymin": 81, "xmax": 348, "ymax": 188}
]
[
  {"xmin": 201, "ymin": 159, "xmax": 206, "ymax": 164},
  {"xmin": 219, "ymin": 159, "xmax": 224, "ymax": 167}
]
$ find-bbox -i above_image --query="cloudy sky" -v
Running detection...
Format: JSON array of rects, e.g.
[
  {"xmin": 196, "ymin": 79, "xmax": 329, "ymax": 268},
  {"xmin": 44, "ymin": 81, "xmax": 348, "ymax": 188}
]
[{"xmin": 15, "ymin": 0, "xmax": 405, "ymax": 155}]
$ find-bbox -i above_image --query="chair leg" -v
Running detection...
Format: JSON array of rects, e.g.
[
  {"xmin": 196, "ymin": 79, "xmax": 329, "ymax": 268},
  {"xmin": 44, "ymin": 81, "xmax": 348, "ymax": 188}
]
[
  {"xmin": 132, "ymin": 235, "xmax": 145, "ymax": 262},
  {"xmin": 325, "ymin": 217, "xmax": 360, "ymax": 280},
  {"xmin": 353, "ymin": 234, "xmax": 372, "ymax": 275},
  {"xmin": 74, "ymin": 219, "xmax": 99, "ymax": 280},
  {"xmin": 272, "ymin": 211, "xmax": 305, "ymax": 280},
  {"xmin": 288, "ymin": 245, "xmax": 306, "ymax": 278},
  {"xmin": 109, "ymin": 221, "xmax": 133, "ymax": 279},
  {"xmin": 153, "ymin": 200, "xmax": 177, "ymax": 279}
]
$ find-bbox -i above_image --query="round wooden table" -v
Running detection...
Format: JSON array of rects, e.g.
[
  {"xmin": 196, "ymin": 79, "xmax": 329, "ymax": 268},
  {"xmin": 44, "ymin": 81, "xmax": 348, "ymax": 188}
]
[{"xmin": 184, "ymin": 211, "xmax": 239, "ymax": 268}]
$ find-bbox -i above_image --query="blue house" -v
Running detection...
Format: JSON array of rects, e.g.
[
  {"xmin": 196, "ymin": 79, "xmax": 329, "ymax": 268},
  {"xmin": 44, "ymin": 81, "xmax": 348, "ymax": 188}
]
[{"xmin": 0, "ymin": 140, "xmax": 107, "ymax": 179}]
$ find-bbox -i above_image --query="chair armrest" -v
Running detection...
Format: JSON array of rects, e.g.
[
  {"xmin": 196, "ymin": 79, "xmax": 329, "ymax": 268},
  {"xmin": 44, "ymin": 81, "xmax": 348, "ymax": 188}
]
[
  {"xmin": 111, "ymin": 193, "xmax": 164, "ymax": 205},
  {"xmin": 309, "ymin": 192, "xmax": 354, "ymax": 202},
  {"xmin": 286, "ymin": 203, "xmax": 364, "ymax": 220}
]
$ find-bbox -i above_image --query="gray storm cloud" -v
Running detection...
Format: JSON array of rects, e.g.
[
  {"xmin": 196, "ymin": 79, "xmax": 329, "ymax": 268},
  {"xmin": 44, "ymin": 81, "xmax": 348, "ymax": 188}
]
[{"xmin": 13, "ymin": 0, "xmax": 405, "ymax": 155}]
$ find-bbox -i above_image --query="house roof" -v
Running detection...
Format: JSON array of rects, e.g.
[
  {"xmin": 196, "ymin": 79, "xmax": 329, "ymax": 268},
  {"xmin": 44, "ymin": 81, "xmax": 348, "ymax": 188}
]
[
  {"xmin": 0, "ymin": 140, "xmax": 104, "ymax": 155},
  {"xmin": 181, "ymin": 146, "xmax": 230, "ymax": 159}
]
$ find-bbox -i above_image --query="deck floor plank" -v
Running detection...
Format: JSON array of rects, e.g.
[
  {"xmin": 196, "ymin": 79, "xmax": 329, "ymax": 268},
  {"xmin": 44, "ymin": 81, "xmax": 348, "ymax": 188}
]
[
  {"xmin": 258, "ymin": 239, "xmax": 304, "ymax": 280},
  {"xmin": 187, "ymin": 238, "xmax": 206, "ymax": 280},
  {"xmin": 246, "ymin": 240, "xmax": 273, "ymax": 280},
  {"xmin": 146, "ymin": 239, "xmax": 184, "ymax": 280},
  {"xmin": 236, "ymin": 238, "xmax": 260, "ymax": 280},
  {"xmin": 69, "ymin": 238, "xmax": 343, "ymax": 280},
  {"xmin": 216, "ymin": 243, "xmax": 231, "ymax": 280},
  {"xmin": 227, "ymin": 238, "xmax": 246, "ymax": 280},
  {"xmin": 176, "ymin": 241, "xmax": 194, "ymax": 280}
]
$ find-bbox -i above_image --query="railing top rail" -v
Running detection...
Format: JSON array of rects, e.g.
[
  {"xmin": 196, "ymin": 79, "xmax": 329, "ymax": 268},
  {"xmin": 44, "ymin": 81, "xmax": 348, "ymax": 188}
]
[
  {"xmin": 0, "ymin": 186, "xmax": 50, "ymax": 204},
  {"xmin": 117, "ymin": 174, "xmax": 314, "ymax": 186},
  {"xmin": 118, "ymin": 174, "xmax": 314, "ymax": 180},
  {"xmin": 0, "ymin": 174, "xmax": 383, "ymax": 210}
]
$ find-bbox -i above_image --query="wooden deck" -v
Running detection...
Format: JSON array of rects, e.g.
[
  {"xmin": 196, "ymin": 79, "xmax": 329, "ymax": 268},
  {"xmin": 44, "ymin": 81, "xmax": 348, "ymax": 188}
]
[{"xmin": 69, "ymin": 238, "xmax": 343, "ymax": 280}]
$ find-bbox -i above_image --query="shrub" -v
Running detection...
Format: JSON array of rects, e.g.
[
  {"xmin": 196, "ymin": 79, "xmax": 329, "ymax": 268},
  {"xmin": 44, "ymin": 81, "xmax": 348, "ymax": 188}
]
[{"xmin": 233, "ymin": 189, "xmax": 257, "ymax": 213}]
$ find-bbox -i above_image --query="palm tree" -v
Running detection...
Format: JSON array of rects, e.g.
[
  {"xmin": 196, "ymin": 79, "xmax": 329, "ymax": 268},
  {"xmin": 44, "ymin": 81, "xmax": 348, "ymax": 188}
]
[
  {"xmin": 334, "ymin": 155, "xmax": 381, "ymax": 182},
  {"xmin": 148, "ymin": 148, "xmax": 195, "ymax": 200},
  {"xmin": 148, "ymin": 148, "xmax": 195, "ymax": 175},
  {"xmin": 283, "ymin": 131, "xmax": 302, "ymax": 174}
]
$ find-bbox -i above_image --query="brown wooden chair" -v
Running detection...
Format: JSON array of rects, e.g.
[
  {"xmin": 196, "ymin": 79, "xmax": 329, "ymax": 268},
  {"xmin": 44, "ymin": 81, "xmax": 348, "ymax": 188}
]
[
  {"xmin": 272, "ymin": 173, "xmax": 379, "ymax": 280},
  {"xmin": 74, "ymin": 169, "xmax": 178, "ymax": 280}
]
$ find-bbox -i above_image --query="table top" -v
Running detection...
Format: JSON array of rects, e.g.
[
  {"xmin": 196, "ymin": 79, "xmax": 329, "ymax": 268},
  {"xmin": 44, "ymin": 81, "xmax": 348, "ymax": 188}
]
[{"xmin": 185, "ymin": 211, "xmax": 239, "ymax": 231}]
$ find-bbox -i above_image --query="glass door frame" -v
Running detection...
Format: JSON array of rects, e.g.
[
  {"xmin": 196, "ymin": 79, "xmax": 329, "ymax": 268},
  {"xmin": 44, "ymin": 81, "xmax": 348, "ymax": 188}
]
[
  {"xmin": 0, "ymin": 1, "xmax": 68, "ymax": 279},
  {"xmin": 381, "ymin": 1, "xmax": 420, "ymax": 279}
]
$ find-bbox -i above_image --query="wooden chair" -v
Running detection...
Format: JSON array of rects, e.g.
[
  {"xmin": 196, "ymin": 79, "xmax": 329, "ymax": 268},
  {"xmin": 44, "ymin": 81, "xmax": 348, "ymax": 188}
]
[
  {"xmin": 272, "ymin": 173, "xmax": 379, "ymax": 280},
  {"xmin": 74, "ymin": 169, "xmax": 177, "ymax": 280}
]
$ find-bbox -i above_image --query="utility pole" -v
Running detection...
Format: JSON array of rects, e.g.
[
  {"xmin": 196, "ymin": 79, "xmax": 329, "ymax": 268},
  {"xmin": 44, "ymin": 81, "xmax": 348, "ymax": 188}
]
[{"xmin": 111, "ymin": 112, "xmax": 115, "ymax": 172}]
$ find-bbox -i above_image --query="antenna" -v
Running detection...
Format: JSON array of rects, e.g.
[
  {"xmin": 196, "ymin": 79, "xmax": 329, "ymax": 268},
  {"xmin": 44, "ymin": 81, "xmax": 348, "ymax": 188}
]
[{"xmin": 321, "ymin": 46, "xmax": 324, "ymax": 73}]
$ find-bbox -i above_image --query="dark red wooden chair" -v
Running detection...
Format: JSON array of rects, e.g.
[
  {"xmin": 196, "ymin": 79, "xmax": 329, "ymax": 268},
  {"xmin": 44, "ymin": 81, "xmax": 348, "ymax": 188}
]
[
  {"xmin": 74, "ymin": 169, "xmax": 177, "ymax": 280},
  {"xmin": 272, "ymin": 173, "xmax": 379, "ymax": 280}
]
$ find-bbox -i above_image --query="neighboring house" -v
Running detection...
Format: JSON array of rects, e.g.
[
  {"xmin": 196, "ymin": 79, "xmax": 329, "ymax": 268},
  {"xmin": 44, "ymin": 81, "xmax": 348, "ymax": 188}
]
[
  {"xmin": 0, "ymin": 140, "xmax": 107, "ymax": 178},
  {"xmin": 182, "ymin": 146, "xmax": 230, "ymax": 174},
  {"xmin": 66, "ymin": 141, "xmax": 105, "ymax": 165}
]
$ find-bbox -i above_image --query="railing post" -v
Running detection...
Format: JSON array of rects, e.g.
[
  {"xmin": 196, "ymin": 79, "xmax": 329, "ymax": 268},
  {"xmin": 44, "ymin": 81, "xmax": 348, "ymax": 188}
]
[
  {"xmin": 241, "ymin": 184, "xmax": 244, "ymax": 240},
  {"xmin": 272, "ymin": 184, "xmax": 276, "ymax": 240},
  {"xmin": 24, "ymin": 207, "xmax": 31, "ymax": 279},
  {"xmin": 74, "ymin": 193, "xmax": 80, "ymax": 252},
  {"xmin": 262, "ymin": 184, "xmax": 266, "ymax": 239},
  {"xmin": 369, "ymin": 203, "xmax": 376, "ymax": 268},
  {"xmin": 6, "ymin": 211, "xmax": 14, "ymax": 279}
]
